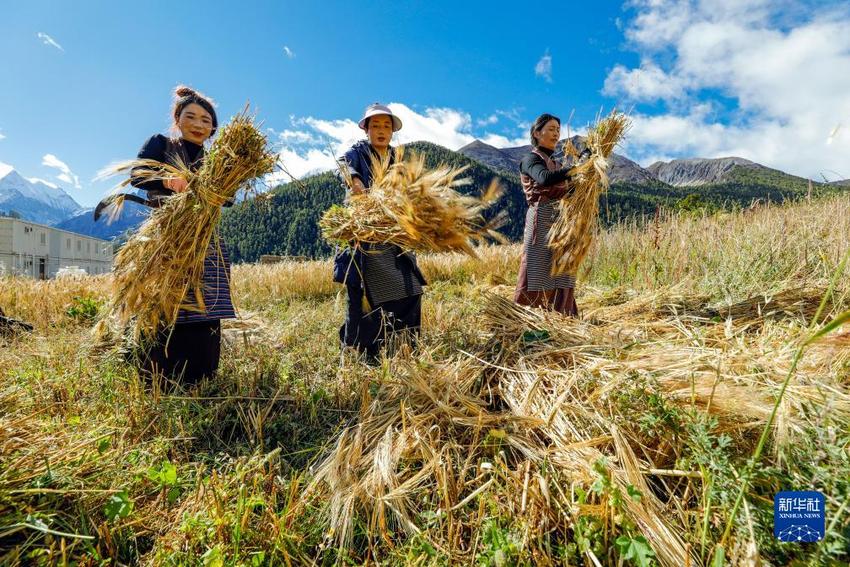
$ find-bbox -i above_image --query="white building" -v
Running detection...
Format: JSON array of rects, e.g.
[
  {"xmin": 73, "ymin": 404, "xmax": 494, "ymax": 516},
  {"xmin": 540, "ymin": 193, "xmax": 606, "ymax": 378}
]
[{"xmin": 0, "ymin": 217, "xmax": 113, "ymax": 278}]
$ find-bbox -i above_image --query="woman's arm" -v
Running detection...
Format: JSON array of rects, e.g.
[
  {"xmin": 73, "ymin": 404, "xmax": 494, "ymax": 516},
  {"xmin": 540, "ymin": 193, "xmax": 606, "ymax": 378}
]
[
  {"xmin": 130, "ymin": 135, "xmax": 189, "ymax": 193},
  {"xmin": 350, "ymin": 177, "xmax": 366, "ymax": 194},
  {"xmin": 522, "ymin": 153, "xmax": 571, "ymax": 186},
  {"xmin": 339, "ymin": 147, "xmax": 366, "ymax": 194},
  {"xmin": 521, "ymin": 153, "xmax": 575, "ymax": 199},
  {"xmin": 130, "ymin": 135, "xmax": 169, "ymax": 193}
]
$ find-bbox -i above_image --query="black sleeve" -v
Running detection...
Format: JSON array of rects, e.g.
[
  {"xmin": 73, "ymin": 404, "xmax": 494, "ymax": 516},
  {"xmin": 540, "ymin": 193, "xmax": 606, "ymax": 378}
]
[
  {"xmin": 130, "ymin": 134, "xmax": 170, "ymax": 194},
  {"xmin": 342, "ymin": 146, "xmax": 363, "ymax": 181},
  {"xmin": 520, "ymin": 152, "xmax": 572, "ymax": 186}
]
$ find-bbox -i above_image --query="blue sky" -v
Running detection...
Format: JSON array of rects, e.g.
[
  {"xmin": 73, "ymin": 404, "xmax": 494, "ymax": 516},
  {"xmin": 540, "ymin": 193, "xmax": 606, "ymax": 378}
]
[{"xmin": 1, "ymin": 0, "xmax": 849, "ymax": 207}]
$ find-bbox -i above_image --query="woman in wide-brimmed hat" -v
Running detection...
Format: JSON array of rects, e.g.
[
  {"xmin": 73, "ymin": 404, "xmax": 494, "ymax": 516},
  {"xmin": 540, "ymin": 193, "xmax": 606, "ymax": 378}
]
[
  {"xmin": 515, "ymin": 112, "xmax": 589, "ymax": 315},
  {"xmin": 333, "ymin": 103, "xmax": 427, "ymax": 362}
]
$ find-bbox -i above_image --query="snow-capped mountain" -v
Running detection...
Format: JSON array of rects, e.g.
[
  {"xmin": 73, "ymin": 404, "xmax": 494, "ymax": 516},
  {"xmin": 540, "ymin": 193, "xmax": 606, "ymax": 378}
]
[
  {"xmin": 55, "ymin": 199, "xmax": 150, "ymax": 240},
  {"xmin": 0, "ymin": 165, "xmax": 82, "ymax": 225}
]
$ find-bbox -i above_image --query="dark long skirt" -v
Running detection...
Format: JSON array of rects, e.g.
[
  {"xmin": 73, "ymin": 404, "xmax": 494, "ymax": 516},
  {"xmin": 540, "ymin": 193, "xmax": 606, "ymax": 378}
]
[
  {"xmin": 140, "ymin": 320, "xmax": 222, "ymax": 386},
  {"xmin": 340, "ymin": 284, "xmax": 422, "ymax": 361}
]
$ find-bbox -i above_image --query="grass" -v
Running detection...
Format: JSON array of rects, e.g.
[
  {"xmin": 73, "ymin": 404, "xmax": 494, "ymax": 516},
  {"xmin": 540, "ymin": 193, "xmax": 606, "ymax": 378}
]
[{"xmin": 1, "ymin": 194, "xmax": 849, "ymax": 565}]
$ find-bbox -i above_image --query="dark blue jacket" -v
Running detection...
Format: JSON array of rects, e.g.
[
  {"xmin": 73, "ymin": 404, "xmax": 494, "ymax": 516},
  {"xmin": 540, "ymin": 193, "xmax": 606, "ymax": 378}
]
[{"xmin": 341, "ymin": 139, "xmax": 393, "ymax": 187}]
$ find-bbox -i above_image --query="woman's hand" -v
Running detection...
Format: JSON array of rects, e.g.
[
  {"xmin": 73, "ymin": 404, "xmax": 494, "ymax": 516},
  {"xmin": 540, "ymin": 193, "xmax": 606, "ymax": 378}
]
[
  {"xmin": 350, "ymin": 177, "xmax": 366, "ymax": 195},
  {"xmin": 164, "ymin": 177, "xmax": 189, "ymax": 193},
  {"xmin": 576, "ymin": 148, "xmax": 592, "ymax": 166}
]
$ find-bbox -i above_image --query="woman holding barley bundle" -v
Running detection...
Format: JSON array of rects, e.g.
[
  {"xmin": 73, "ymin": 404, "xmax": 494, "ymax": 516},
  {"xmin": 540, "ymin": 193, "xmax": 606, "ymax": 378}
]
[
  {"xmin": 515, "ymin": 113, "xmax": 589, "ymax": 315},
  {"xmin": 101, "ymin": 86, "xmax": 236, "ymax": 385},
  {"xmin": 334, "ymin": 103, "xmax": 427, "ymax": 361}
]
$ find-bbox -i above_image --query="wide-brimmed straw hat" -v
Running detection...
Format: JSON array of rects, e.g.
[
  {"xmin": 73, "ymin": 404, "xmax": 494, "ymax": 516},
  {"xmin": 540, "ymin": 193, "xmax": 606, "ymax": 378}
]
[{"xmin": 358, "ymin": 102, "xmax": 403, "ymax": 132}]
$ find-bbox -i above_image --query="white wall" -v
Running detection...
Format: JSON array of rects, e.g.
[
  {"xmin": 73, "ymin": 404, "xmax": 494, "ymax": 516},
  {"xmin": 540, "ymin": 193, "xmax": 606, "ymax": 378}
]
[{"xmin": 0, "ymin": 218, "xmax": 113, "ymax": 278}]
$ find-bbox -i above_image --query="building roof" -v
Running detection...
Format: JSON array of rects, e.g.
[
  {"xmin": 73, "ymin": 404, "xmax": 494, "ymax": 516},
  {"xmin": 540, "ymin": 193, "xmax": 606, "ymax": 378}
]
[{"xmin": 0, "ymin": 216, "xmax": 111, "ymax": 244}]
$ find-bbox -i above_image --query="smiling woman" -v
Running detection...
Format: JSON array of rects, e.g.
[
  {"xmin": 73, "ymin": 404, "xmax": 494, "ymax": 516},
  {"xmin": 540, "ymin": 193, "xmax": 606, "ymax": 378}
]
[
  {"xmin": 173, "ymin": 87, "xmax": 218, "ymax": 146},
  {"xmin": 98, "ymin": 85, "xmax": 236, "ymax": 388}
]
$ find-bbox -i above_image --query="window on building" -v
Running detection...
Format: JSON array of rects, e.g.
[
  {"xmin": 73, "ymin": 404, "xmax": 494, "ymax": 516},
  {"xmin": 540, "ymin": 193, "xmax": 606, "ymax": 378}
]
[
  {"xmin": 40, "ymin": 233, "xmax": 46, "ymax": 245},
  {"xmin": 66, "ymin": 238, "xmax": 71, "ymax": 250},
  {"xmin": 87, "ymin": 242, "xmax": 91, "ymax": 253},
  {"xmin": 77, "ymin": 240, "xmax": 81, "ymax": 251}
]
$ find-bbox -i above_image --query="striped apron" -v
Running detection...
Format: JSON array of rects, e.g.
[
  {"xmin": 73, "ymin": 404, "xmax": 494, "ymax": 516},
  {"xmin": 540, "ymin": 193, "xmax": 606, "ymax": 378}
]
[
  {"xmin": 176, "ymin": 235, "xmax": 236, "ymax": 323},
  {"xmin": 362, "ymin": 243, "xmax": 423, "ymax": 306}
]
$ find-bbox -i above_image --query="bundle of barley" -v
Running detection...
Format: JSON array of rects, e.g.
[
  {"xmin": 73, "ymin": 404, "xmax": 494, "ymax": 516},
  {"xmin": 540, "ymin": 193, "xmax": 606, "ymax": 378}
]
[
  {"xmin": 97, "ymin": 109, "xmax": 276, "ymax": 342},
  {"xmin": 304, "ymin": 353, "xmax": 544, "ymax": 551},
  {"xmin": 303, "ymin": 301, "xmax": 703, "ymax": 564},
  {"xmin": 548, "ymin": 112, "xmax": 631, "ymax": 276},
  {"xmin": 319, "ymin": 148, "xmax": 506, "ymax": 257}
]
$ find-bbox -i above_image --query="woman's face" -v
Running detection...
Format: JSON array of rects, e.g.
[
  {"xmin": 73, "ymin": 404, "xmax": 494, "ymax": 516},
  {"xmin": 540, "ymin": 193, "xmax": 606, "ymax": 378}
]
[
  {"xmin": 177, "ymin": 103, "xmax": 214, "ymax": 144},
  {"xmin": 367, "ymin": 114, "xmax": 394, "ymax": 151},
  {"xmin": 534, "ymin": 119, "xmax": 561, "ymax": 150}
]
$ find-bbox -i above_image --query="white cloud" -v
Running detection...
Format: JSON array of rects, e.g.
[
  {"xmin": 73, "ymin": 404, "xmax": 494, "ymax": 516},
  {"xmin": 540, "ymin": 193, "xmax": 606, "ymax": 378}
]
[
  {"xmin": 41, "ymin": 154, "xmax": 81, "ymax": 188},
  {"xmin": 607, "ymin": 0, "xmax": 850, "ymax": 180},
  {"xmin": 269, "ymin": 126, "xmax": 318, "ymax": 146},
  {"xmin": 535, "ymin": 50, "xmax": 553, "ymax": 82},
  {"xmin": 270, "ymin": 103, "xmax": 528, "ymax": 182},
  {"xmin": 36, "ymin": 32, "xmax": 64, "ymax": 52},
  {"xmin": 0, "ymin": 161, "xmax": 13, "ymax": 178},
  {"xmin": 391, "ymin": 105, "xmax": 477, "ymax": 148},
  {"xmin": 303, "ymin": 116, "xmax": 363, "ymax": 153},
  {"xmin": 283, "ymin": 45, "xmax": 295, "ymax": 59},
  {"xmin": 496, "ymin": 108, "xmax": 532, "ymax": 132},
  {"xmin": 477, "ymin": 114, "xmax": 499, "ymax": 127},
  {"xmin": 271, "ymin": 148, "xmax": 336, "ymax": 182},
  {"xmin": 0, "ymin": 131, "xmax": 5, "ymax": 141},
  {"xmin": 603, "ymin": 62, "xmax": 690, "ymax": 102}
]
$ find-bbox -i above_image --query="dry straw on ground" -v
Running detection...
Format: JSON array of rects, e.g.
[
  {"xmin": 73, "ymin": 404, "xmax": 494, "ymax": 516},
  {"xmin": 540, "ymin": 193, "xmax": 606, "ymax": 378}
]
[
  {"xmin": 320, "ymin": 147, "xmax": 507, "ymax": 257},
  {"xmin": 549, "ymin": 112, "xmax": 631, "ymax": 276},
  {"xmin": 303, "ymin": 285, "xmax": 849, "ymax": 565},
  {"xmin": 95, "ymin": 109, "xmax": 276, "ymax": 342}
]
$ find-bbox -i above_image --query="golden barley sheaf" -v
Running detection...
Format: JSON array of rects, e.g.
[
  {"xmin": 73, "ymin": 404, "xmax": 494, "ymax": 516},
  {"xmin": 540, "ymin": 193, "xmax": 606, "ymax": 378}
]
[
  {"xmin": 94, "ymin": 109, "xmax": 277, "ymax": 344},
  {"xmin": 548, "ymin": 112, "xmax": 631, "ymax": 276},
  {"xmin": 319, "ymin": 147, "xmax": 507, "ymax": 257}
]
